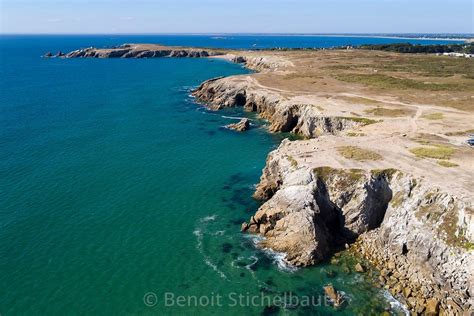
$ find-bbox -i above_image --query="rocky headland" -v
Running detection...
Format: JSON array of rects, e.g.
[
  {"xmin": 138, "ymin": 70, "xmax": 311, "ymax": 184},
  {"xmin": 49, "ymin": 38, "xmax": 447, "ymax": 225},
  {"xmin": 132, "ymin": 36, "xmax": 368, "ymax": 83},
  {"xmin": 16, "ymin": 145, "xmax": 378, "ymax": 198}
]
[
  {"xmin": 192, "ymin": 48, "xmax": 474, "ymax": 315},
  {"xmin": 60, "ymin": 44, "xmax": 474, "ymax": 314},
  {"xmin": 44, "ymin": 43, "xmax": 221, "ymax": 59}
]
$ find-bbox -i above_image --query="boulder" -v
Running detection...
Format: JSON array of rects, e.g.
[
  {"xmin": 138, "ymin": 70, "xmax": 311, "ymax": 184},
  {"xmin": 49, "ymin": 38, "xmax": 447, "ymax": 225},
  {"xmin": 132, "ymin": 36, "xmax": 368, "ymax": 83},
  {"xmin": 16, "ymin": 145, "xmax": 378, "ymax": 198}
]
[
  {"xmin": 225, "ymin": 118, "xmax": 250, "ymax": 132},
  {"xmin": 355, "ymin": 262, "xmax": 365, "ymax": 273},
  {"xmin": 232, "ymin": 56, "xmax": 247, "ymax": 63},
  {"xmin": 425, "ymin": 298, "xmax": 439, "ymax": 315},
  {"xmin": 324, "ymin": 284, "xmax": 344, "ymax": 308}
]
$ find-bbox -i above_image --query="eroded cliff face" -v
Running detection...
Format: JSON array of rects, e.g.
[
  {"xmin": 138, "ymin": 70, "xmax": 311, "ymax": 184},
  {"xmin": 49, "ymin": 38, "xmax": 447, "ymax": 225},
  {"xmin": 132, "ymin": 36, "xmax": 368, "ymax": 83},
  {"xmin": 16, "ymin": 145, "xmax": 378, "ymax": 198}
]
[
  {"xmin": 243, "ymin": 139, "xmax": 473, "ymax": 313},
  {"xmin": 193, "ymin": 77, "xmax": 360, "ymax": 138},
  {"xmin": 63, "ymin": 46, "xmax": 219, "ymax": 58},
  {"xmin": 229, "ymin": 54, "xmax": 295, "ymax": 72}
]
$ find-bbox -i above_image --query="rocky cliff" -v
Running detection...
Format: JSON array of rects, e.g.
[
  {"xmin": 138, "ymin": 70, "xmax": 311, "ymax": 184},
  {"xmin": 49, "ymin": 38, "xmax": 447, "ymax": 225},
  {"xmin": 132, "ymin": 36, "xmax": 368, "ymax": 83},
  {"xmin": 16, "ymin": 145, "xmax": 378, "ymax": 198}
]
[
  {"xmin": 193, "ymin": 77, "xmax": 362, "ymax": 138},
  {"xmin": 243, "ymin": 139, "xmax": 473, "ymax": 313},
  {"xmin": 51, "ymin": 44, "xmax": 221, "ymax": 59}
]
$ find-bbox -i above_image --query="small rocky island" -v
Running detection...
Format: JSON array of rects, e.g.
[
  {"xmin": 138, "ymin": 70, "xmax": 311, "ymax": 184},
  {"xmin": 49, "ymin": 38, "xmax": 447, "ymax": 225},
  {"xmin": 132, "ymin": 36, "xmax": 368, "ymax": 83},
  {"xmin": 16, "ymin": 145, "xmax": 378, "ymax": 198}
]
[
  {"xmin": 58, "ymin": 44, "xmax": 474, "ymax": 314},
  {"xmin": 44, "ymin": 44, "xmax": 221, "ymax": 59},
  {"xmin": 225, "ymin": 118, "xmax": 250, "ymax": 132}
]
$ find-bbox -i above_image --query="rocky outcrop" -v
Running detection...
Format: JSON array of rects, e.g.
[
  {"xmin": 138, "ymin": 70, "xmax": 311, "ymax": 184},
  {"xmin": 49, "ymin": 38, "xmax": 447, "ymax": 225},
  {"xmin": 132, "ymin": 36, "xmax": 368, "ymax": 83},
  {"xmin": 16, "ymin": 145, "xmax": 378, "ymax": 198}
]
[
  {"xmin": 324, "ymin": 284, "xmax": 345, "ymax": 308},
  {"xmin": 243, "ymin": 140, "xmax": 473, "ymax": 313},
  {"xmin": 56, "ymin": 45, "xmax": 219, "ymax": 59},
  {"xmin": 352, "ymin": 177, "xmax": 474, "ymax": 314},
  {"xmin": 193, "ymin": 77, "xmax": 362, "ymax": 138},
  {"xmin": 225, "ymin": 118, "xmax": 250, "ymax": 132},
  {"xmin": 242, "ymin": 167, "xmax": 336, "ymax": 266},
  {"xmin": 239, "ymin": 55, "xmax": 294, "ymax": 72}
]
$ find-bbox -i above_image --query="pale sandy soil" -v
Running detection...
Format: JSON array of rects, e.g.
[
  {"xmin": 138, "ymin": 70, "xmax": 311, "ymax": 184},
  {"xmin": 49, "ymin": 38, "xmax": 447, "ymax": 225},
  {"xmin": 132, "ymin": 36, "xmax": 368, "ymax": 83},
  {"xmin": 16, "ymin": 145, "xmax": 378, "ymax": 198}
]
[{"xmin": 214, "ymin": 49, "xmax": 474, "ymax": 200}]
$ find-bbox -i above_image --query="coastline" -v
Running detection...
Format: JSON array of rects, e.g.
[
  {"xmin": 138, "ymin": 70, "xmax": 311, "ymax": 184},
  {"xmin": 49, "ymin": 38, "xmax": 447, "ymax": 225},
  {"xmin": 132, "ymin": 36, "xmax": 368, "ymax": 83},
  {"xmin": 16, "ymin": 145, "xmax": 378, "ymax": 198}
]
[{"xmin": 57, "ymin": 44, "xmax": 474, "ymax": 314}]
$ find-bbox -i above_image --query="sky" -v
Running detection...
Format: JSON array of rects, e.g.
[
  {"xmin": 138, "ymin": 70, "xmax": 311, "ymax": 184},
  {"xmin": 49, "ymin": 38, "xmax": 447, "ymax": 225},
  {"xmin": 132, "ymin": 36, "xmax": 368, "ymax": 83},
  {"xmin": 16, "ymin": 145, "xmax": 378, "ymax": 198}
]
[{"xmin": 0, "ymin": 0, "xmax": 473, "ymax": 34}]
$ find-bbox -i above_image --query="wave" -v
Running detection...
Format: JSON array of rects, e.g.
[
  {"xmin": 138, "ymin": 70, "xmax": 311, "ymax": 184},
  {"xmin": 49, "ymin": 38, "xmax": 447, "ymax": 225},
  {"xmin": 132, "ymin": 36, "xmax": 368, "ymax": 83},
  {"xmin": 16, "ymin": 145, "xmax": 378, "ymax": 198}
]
[
  {"xmin": 245, "ymin": 235, "xmax": 298, "ymax": 273},
  {"xmin": 383, "ymin": 290, "xmax": 409, "ymax": 315},
  {"xmin": 193, "ymin": 219, "xmax": 228, "ymax": 280},
  {"xmin": 193, "ymin": 229, "xmax": 227, "ymax": 280},
  {"xmin": 200, "ymin": 214, "xmax": 217, "ymax": 223},
  {"xmin": 221, "ymin": 115, "xmax": 247, "ymax": 120}
]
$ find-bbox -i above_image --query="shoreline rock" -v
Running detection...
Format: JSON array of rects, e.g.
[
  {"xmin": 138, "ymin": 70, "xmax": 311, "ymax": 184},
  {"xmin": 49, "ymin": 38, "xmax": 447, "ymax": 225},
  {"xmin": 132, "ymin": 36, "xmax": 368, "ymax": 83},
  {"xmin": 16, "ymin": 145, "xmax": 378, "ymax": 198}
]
[
  {"xmin": 245, "ymin": 141, "xmax": 473, "ymax": 313},
  {"xmin": 192, "ymin": 77, "xmax": 363, "ymax": 138},
  {"xmin": 45, "ymin": 44, "xmax": 222, "ymax": 59},
  {"xmin": 324, "ymin": 284, "xmax": 345, "ymax": 308},
  {"xmin": 225, "ymin": 118, "xmax": 250, "ymax": 132}
]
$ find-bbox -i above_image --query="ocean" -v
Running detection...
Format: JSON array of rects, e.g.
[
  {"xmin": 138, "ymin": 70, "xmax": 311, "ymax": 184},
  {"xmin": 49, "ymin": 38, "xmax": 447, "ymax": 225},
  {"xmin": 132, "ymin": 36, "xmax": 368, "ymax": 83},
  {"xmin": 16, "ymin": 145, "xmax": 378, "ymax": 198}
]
[{"xmin": 0, "ymin": 35, "xmax": 454, "ymax": 315}]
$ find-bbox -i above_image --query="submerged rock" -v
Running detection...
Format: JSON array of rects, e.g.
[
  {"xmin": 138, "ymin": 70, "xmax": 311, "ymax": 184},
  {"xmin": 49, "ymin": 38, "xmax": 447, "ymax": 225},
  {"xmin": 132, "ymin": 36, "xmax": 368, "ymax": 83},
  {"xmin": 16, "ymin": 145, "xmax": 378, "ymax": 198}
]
[
  {"xmin": 192, "ymin": 77, "xmax": 362, "ymax": 138},
  {"xmin": 324, "ymin": 284, "xmax": 345, "ymax": 308},
  {"xmin": 354, "ymin": 263, "xmax": 365, "ymax": 273},
  {"xmin": 225, "ymin": 118, "xmax": 250, "ymax": 132}
]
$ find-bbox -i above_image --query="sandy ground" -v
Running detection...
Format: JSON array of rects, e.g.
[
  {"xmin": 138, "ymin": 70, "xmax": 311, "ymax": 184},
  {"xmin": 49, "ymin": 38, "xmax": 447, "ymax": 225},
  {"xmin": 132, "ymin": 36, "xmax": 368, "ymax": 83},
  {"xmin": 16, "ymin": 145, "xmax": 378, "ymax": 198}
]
[{"xmin": 214, "ymin": 49, "xmax": 474, "ymax": 200}]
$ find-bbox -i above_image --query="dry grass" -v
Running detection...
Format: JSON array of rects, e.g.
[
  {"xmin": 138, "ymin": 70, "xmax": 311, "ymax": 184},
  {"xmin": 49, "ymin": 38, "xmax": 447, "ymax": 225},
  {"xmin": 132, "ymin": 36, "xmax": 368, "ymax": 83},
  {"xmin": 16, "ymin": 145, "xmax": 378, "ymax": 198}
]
[
  {"xmin": 346, "ymin": 132, "xmax": 366, "ymax": 137},
  {"xmin": 257, "ymin": 49, "xmax": 474, "ymax": 111},
  {"xmin": 422, "ymin": 112, "xmax": 444, "ymax": 120},
  {"xmin": 339, "ymin": 96, "xmax": 380, "ymax": 105},
  {"xmin": 339, "ymin": 116, "xmax": 379, "ymax": 126},
  {"xmin": 287, "ymin": 155, "xmax": 298, "ymax": 168},
  {"xmin": 437, "ymin": 160, "xmax": 459, "ymax": 168},
  {"xmin": 313, "ymin": 166, "xmax": 365, "ymax": 189},
  {"xmin": 441, "ymin": 98, "xmax": 474, "ymax": 112},
  {"xmin": 445, "ymin": 129, "xmax": 474, "ymax": 136},
  {"xmin": 365, "ymin": 107, "xmax": 412, "ymax": 117},
  {"xmin": 334, "ymin": 73, "xmax": 463, "ymax": 91},
  {"xmin": 337, "ymin": 146, "xmax": 382, "ymax": 161},
  {"xmin": 410, "ymin": 145, "xmax": 456, "ymax": 160}
]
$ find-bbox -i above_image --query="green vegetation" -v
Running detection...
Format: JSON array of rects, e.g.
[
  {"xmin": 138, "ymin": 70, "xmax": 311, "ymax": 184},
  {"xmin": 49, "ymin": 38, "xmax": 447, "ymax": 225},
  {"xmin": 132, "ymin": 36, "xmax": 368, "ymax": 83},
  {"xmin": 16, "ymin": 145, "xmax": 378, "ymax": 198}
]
[
  {"xmin": 359, "ymin": 42, "xmax": 474, "ymax": 54},
  {"xmin": 346, "ymin": 132, "xmax": 366, "ymax": 137},
  {"xmin": 337, "ymin": 146, "xmax": 382, "ymax": 161},
  {"xmin": 440, "ymin": 208, "xmax": 474, "ymax": 250},
  {"xmin": 445, "ymin": 129, "xmax": 474, "ymax": 136},
  {"xmin": 422, "ymin": 112, "xmax": 444, "ymax": 120},
  {"xmin": 334, "ymin": 73, "xmax": 461, "ymax": 91},
  {"xmin": 339, "ymin": 116, "xmax": 379, "ymax": 126},
  {"xmin": 313, "ymin": 166, "xmax": 365, "ymax": 189},
  {"xmin": 287, "ymin": 155, "xmax": 298, "ymax": 168},
  {"xmin": 437, "ymin": 160, "xmax": 458, "ymax": 168},
  {"xmin": 339, "ymin": 96, "xmax": 380, "ymax": 105},
  {"xmin": 327, "ymin": 55, "xmax": 474, "ymax": 81},
  {"xmin": 370, "ymin": 168, "xmax": 398, "ymax": 180},
  {"xmin": 365, "ymin": 107, "xmax": 412, "ymax": 117},
  {"xmin": 410, "ymin": 144, "xmax": 456, "ymax": 160},
  {"xmin": 390, "ymin": 191, "xmax": 405, "ymax": 208},
  {"xmin": 416, "ymin": 197, "xmax": 472, "ymax": 250}
]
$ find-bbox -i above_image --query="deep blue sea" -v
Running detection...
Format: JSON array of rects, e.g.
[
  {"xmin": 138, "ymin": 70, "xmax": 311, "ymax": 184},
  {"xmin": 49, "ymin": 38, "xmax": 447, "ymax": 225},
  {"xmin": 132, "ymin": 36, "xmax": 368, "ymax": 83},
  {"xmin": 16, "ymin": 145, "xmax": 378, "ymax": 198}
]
[{"xmin": 0, "ymin": 35, "xmax": 457, "ymax": 315}]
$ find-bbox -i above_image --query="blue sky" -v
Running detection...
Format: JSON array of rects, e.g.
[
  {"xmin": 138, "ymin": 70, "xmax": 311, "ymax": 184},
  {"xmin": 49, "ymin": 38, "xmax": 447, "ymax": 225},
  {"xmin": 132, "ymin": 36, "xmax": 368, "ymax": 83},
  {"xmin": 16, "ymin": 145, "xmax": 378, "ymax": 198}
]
[{"xmin": 1, "ymin": 0, "xmax": 473, "ymax": 34}]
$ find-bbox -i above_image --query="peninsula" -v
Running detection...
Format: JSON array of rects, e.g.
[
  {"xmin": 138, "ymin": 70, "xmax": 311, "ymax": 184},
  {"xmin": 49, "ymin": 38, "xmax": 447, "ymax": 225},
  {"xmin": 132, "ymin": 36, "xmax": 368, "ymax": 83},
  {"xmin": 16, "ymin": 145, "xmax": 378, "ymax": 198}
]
[{"xmin": 55, "ymin": 43, "xmax": 474, "ymax": 314}]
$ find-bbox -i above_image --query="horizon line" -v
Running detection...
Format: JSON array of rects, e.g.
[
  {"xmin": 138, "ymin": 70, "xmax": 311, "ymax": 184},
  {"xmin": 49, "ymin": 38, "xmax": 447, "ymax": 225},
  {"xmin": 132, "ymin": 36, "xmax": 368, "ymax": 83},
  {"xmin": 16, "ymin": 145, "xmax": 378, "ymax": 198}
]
[{"xmin": 1, "ymin": 32, "xmax": 473, "ymax": 36}]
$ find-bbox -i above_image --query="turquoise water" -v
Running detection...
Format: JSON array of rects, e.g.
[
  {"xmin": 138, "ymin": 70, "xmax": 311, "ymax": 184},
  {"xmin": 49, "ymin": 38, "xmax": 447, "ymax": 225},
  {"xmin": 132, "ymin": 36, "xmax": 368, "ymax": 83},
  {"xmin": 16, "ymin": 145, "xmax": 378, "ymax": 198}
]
[{"xmin": 0, "ymin": 36, "xmax": 412, "ymax": 315}]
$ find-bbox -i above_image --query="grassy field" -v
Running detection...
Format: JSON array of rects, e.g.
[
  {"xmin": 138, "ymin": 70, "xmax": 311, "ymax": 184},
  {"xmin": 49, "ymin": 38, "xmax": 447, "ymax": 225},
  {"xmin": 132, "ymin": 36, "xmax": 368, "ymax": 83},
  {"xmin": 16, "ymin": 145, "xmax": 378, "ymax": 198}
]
[
  {"xmin": 410, "ymin": 145, "xmax": 456, "ymax": 160},
  {"xmin": 334, "ymin": 73, "xmax": 466, "ymax": 91},
  {"xmin": 337, "ymin": 146, "xmax": 382, "ymax": 161}
]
